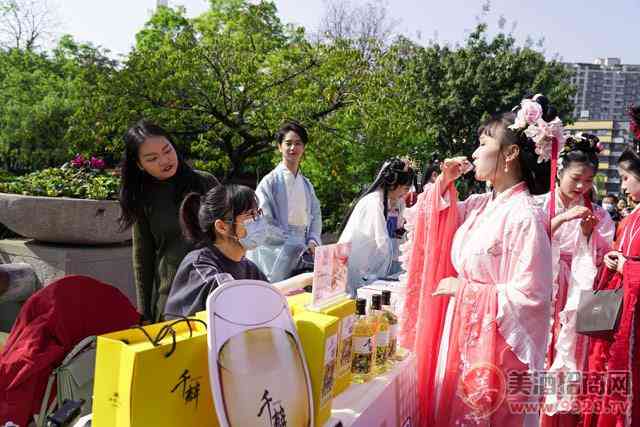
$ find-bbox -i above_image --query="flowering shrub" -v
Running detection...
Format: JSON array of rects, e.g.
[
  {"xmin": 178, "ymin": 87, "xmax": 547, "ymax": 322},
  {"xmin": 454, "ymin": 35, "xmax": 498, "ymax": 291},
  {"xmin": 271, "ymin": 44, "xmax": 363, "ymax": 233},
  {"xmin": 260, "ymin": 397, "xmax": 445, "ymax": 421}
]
[{"xmin": 0, "ymin": 155, "xmax": 120, "ymax": 200}]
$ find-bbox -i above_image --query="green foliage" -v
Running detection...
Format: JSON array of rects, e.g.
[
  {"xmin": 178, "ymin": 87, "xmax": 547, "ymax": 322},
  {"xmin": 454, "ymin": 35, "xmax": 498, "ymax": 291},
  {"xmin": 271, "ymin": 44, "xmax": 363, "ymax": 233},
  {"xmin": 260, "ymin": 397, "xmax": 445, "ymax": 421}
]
[
  {"xmin": 304, "ymin": 26, "xmax": 575, "ymax": 230},
  {"xmin": 69, "ymin": 2, "xmax": 364, "ymax": 182},
  {"xmin": 0, "ymin": 165, "xmax": 120, "ymax": 200},
  {"xmin": 0, "ymin": 36, "xmax": 116, "ymax": 172},
  {"xmin": 1, "ymin": 0, "xmax": 575, "ymax": 232}
]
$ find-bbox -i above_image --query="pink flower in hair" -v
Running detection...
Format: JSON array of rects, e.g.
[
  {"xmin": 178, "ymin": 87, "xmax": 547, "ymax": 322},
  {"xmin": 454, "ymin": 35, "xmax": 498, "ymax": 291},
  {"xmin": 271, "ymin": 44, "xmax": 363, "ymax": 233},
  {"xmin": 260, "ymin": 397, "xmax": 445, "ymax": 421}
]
[
  {"xmin": 524, "ymin": 118, "xmax": 565, "ymax": 163},
  {"xmin": 521, "ymin": 99, "xmax": 543, "ymax": 124}
]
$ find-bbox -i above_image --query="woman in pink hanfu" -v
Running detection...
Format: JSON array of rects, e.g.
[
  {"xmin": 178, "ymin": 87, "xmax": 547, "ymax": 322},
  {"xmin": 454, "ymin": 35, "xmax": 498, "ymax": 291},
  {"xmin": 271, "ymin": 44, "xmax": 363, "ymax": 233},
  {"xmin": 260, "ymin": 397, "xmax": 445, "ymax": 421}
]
[
  {"xmin": 400, "ymin": 96, "xmax": 560, "ymax": 427},
  {"xmin": 537, "ymin": 134, "xmax": 615, "ymax": 427}
]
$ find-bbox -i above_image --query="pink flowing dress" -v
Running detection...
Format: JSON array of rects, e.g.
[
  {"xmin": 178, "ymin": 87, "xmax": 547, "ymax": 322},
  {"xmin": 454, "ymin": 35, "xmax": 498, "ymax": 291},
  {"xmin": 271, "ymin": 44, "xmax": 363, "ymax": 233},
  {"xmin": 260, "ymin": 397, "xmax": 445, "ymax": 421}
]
[{"xmin": 400, "ymin": 179, "xmax": 552, "ymax": 427}]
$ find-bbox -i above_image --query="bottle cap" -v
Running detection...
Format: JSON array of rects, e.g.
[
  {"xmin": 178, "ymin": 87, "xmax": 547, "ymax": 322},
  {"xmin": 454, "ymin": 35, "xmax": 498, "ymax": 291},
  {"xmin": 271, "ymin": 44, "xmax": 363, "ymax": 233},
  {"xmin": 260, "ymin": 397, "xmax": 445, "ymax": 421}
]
[
  {"xmin": 381, "ymin": 290, "xmax": 392, "ymax": 305},
  {"xmin": 371, "ymin": 294, "xmax": 382, "ymax": 310},
  {"xmin": 356, "ymin": 298, "xmax": 367, "ymax": 315}
]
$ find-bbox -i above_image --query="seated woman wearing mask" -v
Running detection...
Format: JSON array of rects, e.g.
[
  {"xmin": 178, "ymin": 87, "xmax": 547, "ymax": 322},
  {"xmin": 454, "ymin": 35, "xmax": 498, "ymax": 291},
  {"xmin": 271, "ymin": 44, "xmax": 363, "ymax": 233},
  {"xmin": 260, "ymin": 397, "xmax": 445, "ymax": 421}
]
[{"xmin": 165, "ymin": 183, "xmax": 313, "ymax": 317}]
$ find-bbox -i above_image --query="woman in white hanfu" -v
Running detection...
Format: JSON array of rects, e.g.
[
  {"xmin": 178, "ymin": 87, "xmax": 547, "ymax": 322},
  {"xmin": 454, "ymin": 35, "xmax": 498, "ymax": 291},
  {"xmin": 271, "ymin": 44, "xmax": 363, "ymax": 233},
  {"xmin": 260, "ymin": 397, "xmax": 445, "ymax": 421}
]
[
  {"xmin": 400, "ymin": 95, "xmax": 560, "ymax": 427},
  {"xmin": 339, "ymin": 158, "xmax": 415, "ymax": 296},
  {"xmin": 537, "ymin": 133, "xmax": 615, "ymax": 427}
]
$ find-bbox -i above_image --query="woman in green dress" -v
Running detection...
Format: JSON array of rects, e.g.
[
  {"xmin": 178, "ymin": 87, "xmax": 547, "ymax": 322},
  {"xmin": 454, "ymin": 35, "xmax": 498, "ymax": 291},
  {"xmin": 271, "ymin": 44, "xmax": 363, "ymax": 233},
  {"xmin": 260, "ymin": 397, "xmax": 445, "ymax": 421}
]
[{"xmin": 118, "ymin": 120, "xmax": 218, "ymax": 321}]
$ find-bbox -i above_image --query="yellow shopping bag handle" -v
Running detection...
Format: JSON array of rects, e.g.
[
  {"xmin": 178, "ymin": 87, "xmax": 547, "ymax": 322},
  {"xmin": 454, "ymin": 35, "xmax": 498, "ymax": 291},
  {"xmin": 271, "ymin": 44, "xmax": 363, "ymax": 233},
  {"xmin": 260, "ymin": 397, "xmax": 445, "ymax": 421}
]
[{"xmin": 122, "ymin": 317, "xmax": 208, "ymax": 358}]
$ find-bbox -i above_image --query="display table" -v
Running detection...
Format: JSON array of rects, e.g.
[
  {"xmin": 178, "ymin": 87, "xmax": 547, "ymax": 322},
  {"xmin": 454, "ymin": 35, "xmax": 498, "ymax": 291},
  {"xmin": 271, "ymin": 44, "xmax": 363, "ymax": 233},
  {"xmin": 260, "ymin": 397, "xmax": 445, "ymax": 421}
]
[
  {"xmin": 76, "ymin": 353, "xmax": 417, "ymax": 427},
  {"xmin": 325, "ymin": 352, "xmax": 418, "ymax": 427}
]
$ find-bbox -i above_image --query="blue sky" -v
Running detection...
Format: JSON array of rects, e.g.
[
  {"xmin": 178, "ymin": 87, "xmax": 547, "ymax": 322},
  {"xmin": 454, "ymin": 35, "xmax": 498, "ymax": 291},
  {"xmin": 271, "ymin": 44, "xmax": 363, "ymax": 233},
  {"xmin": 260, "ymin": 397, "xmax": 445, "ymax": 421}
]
[{"xmin": 55, "ymin": 0, "xmax": 640, "ymax": 63}]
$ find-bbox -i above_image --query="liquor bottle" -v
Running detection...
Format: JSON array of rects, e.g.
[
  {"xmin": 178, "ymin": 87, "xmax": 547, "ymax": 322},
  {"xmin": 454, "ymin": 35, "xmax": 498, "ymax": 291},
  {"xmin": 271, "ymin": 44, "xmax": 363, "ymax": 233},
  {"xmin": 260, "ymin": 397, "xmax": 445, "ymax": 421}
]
[
  {"xmin": 370, "ymin": 294, "xmax": 389, "ymax": 372},
  {"xmin": 351, "ymin": 298, "xmax": 376, "ymax": 383},
  {"xmin": 381, "ymin": 290, "xmax": 398, "ymax": 362}
]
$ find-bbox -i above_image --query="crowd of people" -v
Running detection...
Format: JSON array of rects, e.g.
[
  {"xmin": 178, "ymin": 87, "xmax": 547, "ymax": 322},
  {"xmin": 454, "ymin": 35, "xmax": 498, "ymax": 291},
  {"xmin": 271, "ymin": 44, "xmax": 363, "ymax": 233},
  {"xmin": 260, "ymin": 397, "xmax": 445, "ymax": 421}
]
[
  {"xmin": 113, "ymin": 95, "xmax": 640, "ymax": 427},
  {"xmin": 120, "ymin": 118, "xmax": 417, "ymax": 322}
]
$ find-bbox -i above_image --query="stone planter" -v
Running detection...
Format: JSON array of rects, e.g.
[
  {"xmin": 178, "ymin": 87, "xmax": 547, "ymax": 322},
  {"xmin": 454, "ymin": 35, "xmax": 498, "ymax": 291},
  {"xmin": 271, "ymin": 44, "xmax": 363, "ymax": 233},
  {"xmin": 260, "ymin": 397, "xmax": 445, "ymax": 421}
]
[{"xmin": 0, "ymin": 193, "xmax": 130, "ymax": 245}]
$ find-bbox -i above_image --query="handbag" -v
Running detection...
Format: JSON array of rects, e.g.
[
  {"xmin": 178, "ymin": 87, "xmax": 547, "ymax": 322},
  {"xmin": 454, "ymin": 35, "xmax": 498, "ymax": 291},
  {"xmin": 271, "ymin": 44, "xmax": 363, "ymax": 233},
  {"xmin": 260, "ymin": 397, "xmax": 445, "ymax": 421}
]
[
  {"xmin": 576, "ymin": 266, "xmax": 623, "ymax": 337},
  {"xmin": 35, "ymin": 336, "xmax": 96, "ymax": 427}
]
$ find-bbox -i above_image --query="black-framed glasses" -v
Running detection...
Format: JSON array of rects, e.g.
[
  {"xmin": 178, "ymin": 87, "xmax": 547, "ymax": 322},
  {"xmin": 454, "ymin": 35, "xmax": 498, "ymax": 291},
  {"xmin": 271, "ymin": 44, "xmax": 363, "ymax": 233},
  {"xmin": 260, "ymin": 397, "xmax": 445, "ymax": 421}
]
[
  {"xmin": 225, "ymin": 208, "xmax": 264, "ymax": 224},
  {"xmin": 226, "ymin": 208, "xmax": 264, "ymax": 225},
  {"xmin": 246, "ymin": 208, "xmax": 263, "ymax": 221}
]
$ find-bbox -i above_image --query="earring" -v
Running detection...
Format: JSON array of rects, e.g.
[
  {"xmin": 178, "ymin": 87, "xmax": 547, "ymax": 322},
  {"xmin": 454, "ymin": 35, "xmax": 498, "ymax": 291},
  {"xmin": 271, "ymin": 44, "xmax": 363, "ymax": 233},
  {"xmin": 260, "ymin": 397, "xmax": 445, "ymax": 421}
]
[{"xmin": 504, "ymin": 160, "xmax": 509, "ymax": 173}]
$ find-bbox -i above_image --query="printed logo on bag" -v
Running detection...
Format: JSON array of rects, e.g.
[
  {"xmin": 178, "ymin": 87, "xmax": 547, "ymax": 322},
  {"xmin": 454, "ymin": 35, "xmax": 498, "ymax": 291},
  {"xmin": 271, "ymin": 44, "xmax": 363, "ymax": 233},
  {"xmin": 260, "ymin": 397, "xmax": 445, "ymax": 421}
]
[
  {"xmin": 171, "ymin": 369, "xmax": 202, "ymax": 408},
  {"xmin": 108, "ymin": 392, "xmax": 121, "ymax": 408},
  {"xmin": 457, "ymin": 362, "xmax": 506, "ymax": 419},
  {"xmin": 257, "ymin": 389, "xmax": 288, "ymax": 427}
]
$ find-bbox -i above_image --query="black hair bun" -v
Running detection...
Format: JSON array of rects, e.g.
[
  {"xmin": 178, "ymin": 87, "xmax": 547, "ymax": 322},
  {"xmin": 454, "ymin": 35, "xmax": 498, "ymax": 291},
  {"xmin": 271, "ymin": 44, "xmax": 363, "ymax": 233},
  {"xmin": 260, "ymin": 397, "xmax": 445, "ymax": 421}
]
[
  {"xmin": 563, "ymin": 133, "xmax": 602, "ymax": 155},
  {"xmin": 381, "ymin": 158, "xmax": 403, "ymax": 185},
  {"xmin": 379, "ymin": 158, "xmax": 415, "ymax": 186},
  {"xmin": 531, "ymin": 94, "xmax": 558, "ymax": 122}
]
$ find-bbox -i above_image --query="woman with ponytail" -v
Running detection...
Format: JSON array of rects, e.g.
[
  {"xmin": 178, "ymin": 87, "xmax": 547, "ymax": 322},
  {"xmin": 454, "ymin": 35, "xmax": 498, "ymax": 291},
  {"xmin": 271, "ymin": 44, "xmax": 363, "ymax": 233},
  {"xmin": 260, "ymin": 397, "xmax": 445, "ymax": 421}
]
[
  {"xmin": 537, "ymin": 133, "xmax": 615, "ymax": 426},
  {"xmin": 338, "ymin": 158, "xmax": 415, "ymax": 296},
  {"xmin": 118, "ymin": 120, "xmax": 218, "ymax": 322},
  {"xmin": 164, "ymin": 184, "xmax": 269, "ymax": 317}
]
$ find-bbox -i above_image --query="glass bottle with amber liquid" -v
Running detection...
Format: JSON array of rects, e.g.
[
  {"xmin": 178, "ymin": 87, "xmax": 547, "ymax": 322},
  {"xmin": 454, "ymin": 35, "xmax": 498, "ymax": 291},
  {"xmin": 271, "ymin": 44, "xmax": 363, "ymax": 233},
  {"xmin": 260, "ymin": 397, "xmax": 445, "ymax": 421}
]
[
  {"xmin": 370, "ymin": 294, "xmax": 389, "ymax": 373},
  {"xmin": 351, "ymin": 298, "xmax": 376, "ymax": 383},
  {"xmin": 381, "ymin": 290, "xmax": 398, "ymax": 363}
]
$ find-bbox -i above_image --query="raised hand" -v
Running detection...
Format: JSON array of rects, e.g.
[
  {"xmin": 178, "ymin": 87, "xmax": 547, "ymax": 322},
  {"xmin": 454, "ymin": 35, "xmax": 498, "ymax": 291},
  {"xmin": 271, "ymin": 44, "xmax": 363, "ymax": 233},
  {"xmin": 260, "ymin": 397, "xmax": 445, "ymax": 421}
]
[{"xmin": 441, "ymin": 156, "xmax": 472, "ymax": 186}]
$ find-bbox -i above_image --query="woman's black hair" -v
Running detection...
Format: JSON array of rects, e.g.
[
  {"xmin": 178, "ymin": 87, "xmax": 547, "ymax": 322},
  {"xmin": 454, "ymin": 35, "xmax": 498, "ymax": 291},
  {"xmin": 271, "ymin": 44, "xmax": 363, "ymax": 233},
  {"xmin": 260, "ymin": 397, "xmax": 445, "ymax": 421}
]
[
  {"xmin": 620, "ymin": 105, "xmax": 640, "ymax": 180},
  {"xmin": 118, "ymin": 120, "xmax": 208, "ymax": 230},
  {"xmin": 420, "ymin": 161, "xmax": 440, "ymax": 191},
  {"xmin": 275, "ymin": 120, "xmax": 309, "ymax": 145},
  {"xmin": 180, "ymin": 184, "xmax": 259, "ymax": 247},
  {"xmin": 559, "ymin": 133, "xmax": 601, "ymax": 174},
  {"xmin": 618, "ymin": 148, "xmax": 640, "ymax": 181},
  {"xmin": 339, "ymin": 158, "xmax": 416, "ymax": 235},
  {"xmin": 478, "ymin": 94, "xmax": 558, "ymax": 195}
]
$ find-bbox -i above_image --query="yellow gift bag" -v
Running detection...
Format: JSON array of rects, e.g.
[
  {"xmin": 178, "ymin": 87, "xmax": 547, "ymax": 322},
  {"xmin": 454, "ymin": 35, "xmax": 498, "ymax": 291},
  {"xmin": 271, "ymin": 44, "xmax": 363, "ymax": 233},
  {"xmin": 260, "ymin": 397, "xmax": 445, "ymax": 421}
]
[{"xmin": 92, "ymin": 318, "xmax": 219, "ymax": 427}]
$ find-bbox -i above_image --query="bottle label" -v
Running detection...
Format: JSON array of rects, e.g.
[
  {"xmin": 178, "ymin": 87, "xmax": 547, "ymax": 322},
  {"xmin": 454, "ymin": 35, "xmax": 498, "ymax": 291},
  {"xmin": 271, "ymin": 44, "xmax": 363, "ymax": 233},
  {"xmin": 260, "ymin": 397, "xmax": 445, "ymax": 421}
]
[
  {"xmin": 351, "ymin": 336, "xmax": 374, "ymax": 375},
  {"xmin": 377, "ymin": 330, "xmax": 390, "ymax": 347},
  {"xmin": 353, "ymin": 336, "xmax": 373, "ymax": 354},
  {"xmin": 390, "ymin": 324, "xmax": 399, "ymax": 339}
]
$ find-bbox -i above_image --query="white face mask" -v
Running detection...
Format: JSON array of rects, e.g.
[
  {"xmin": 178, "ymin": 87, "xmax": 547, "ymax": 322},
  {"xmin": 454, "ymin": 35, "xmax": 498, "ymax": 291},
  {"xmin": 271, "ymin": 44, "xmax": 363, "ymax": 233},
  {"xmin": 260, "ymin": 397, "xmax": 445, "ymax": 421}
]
[
  {"xmin": 602, "ymin": 203, "xmax": 615, "ymax": 212},
  {"xmin": 236, "ymin": 216, "xmax": 267, "ymax": 250}
]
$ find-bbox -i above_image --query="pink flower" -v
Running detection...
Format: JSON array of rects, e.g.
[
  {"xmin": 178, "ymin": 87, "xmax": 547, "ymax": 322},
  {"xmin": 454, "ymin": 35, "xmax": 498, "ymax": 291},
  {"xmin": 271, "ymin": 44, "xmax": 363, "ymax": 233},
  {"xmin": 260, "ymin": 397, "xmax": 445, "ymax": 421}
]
[
  {"xmin": 90, "ymin": 156, "xmax": 106, "ymax": 170},
  {"xmin": 521, "ymin": 99, "xmax": 543, "ymax": 124},
  {"xmin": 596, "ymin": 142, "xmax": 604, "ymax": 152},
  {"xmin": 524, "ymin": 118, "xmax": 565, "ymax": 163},
  {"xmin": 70, "ymin": 154, "xmax": 86, "ymax": 168}
]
